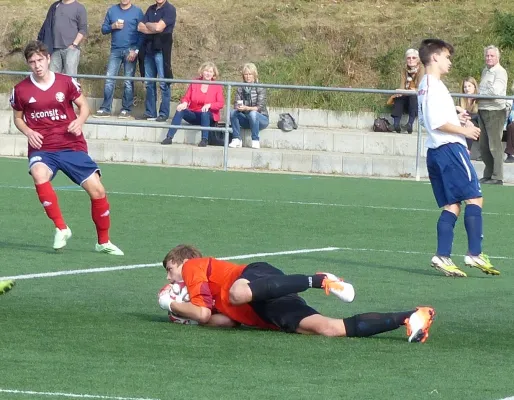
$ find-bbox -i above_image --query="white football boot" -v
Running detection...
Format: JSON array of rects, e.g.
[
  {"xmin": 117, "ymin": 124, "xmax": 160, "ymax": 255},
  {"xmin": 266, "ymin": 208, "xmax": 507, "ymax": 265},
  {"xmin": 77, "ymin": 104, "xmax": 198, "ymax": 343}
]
[
  {"xmin": 53, "ymin": 227, "xmax": 72, "ymax": 250},
  {"xmin": 95, "ymin": 241, "xmax": 124, "ymax": 256}
]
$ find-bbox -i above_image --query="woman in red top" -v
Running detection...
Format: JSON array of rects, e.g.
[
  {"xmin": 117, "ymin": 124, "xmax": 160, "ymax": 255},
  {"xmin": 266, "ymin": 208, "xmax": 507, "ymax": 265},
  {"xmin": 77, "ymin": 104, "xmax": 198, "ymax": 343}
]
[{"xmin": 161, "ymin": 61, "xmax": 225, "ymax": 147}]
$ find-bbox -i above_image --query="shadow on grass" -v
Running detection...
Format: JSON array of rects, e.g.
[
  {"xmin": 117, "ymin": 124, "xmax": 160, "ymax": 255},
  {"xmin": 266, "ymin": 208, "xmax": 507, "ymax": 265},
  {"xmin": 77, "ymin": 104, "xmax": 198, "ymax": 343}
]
[
  {"xmin": 0, "ymin": 240, "xmax": 76, "ymax": 254},
  {"xmin": 126, "ymin": 312, "xmax": 171, "ymax": 323},
  {"xmin": 295, "ymin": 253, "xmax": 491, "ymax": 278}
]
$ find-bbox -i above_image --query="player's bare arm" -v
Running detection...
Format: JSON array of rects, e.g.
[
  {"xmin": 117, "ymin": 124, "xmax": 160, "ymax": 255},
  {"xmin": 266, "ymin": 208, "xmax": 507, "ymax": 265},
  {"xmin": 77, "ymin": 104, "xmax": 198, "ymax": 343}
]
[
  {"xmin": 170, "ymin": 301, "xmax": 212, "ymax": 324},
  {"xmin": 434, "ymin": 122, "xmax": 480, "ymax": 140},
  {"xmin": 13, "ymin": 109, "xmax": 43, "ymax": 149},
  {"xmin": 68, "ymin": 94, "xmax": 90, "ymax": 135}
]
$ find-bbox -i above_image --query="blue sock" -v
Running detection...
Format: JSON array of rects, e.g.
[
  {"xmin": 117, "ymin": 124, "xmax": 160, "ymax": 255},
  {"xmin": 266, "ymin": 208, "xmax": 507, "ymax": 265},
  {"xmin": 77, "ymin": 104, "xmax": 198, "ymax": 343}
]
[
  {"xmin": 464, "ymin": 204, "xmax": 483, "ymax": 256},
  {"xmin": 436, "ymin": 210, "xmax": 457, "ymax": 257}
]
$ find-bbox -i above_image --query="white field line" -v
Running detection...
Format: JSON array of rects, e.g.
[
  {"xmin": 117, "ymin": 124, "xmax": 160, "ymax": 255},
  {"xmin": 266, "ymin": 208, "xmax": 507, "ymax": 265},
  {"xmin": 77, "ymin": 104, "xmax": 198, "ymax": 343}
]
[
  {"xmin": 0, "ymin": 247, "xmax": 340, "ymax": 281},
  {"xmin": 0, "ymin": 184, "xmax": 510, "ymax": 216},
  {"xmin": 0, "ymin": 246, "xmax": 512, "ymax": 282},
  {"xmin": 0, "ymin": 388, "xmax": 159, "ymax": 400}
]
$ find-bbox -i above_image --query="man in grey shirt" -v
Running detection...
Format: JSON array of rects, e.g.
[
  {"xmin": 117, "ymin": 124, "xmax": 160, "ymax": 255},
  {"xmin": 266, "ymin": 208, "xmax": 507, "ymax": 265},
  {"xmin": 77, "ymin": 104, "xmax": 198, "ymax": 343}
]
[
  {"xmin": 478, "ymin": 45, "xmax": 508, "ymax": 185},
  {"xmin": 48, "ymin": 0, "xmax": 88, "ymax": 76}
]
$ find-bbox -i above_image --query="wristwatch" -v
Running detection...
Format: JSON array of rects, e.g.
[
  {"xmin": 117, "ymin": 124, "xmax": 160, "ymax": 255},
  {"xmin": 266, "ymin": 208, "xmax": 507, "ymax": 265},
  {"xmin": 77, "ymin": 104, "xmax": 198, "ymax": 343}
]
[{"xmin": 72, "ymin": 43, "xmax": 79, "ymax": 49}]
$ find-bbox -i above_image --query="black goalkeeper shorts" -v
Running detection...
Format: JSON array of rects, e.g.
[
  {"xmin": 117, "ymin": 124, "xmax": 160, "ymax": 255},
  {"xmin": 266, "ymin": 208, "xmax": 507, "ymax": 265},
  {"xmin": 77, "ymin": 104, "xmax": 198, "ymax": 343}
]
[{"xmin": 240, "ymin": 262, "xmax": 319, "ymax": 333}]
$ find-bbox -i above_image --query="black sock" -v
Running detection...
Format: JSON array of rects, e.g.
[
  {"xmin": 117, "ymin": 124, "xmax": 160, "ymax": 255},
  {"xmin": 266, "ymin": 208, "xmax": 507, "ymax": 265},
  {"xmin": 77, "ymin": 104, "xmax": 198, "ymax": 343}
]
[
  {"xmin": 249, "ymin": 274, "xmax": 319, "ymax": 302},
  {"xmin": 343, "ymin": 310, "xmax": 415, "ymax": 338}
]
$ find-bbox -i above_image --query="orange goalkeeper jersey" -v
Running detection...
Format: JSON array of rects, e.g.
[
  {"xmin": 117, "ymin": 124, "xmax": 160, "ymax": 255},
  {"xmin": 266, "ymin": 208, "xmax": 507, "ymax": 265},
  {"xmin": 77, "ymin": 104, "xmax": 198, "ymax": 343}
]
[{"xmin": 181, "ymin": 258, "xmax": 277, "ymax": 329}]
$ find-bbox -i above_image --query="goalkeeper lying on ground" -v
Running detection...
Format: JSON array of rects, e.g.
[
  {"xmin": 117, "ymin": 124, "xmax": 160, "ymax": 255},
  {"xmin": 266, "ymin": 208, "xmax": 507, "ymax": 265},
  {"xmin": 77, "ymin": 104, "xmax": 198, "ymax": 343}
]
[{"xmin": 159, "ymin": 244, "xmax": 435, "ymax": 343}]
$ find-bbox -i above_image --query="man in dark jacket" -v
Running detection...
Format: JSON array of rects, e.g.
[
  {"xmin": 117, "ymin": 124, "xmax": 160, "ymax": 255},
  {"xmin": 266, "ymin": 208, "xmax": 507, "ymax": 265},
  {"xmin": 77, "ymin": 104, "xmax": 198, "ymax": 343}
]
[
  {"xmin": 38, "ymin": 0, "xmax": 88, "ymax": 76},
  {"xmin": 137, "ymin": 0, "xmax": 176, "ymax": 122},
  {"xmin": 37, "ymin": 0, "xmax": 60, "ymax": 54}
]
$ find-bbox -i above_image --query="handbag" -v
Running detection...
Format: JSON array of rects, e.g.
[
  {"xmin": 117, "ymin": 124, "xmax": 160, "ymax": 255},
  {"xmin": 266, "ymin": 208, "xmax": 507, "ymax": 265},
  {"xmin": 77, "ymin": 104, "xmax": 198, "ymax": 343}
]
[
  {"xmin": 373, "ymin": 117, "xmax": 394, "ymax": 132},
  {"xmin": 277, "ymin": 113, "xmax": 298, "ymax": 132}
]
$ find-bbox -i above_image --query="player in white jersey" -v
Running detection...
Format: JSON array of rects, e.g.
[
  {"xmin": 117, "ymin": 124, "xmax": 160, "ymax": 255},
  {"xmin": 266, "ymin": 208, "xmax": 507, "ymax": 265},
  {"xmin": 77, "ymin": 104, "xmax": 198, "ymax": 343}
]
[{"xmin": 417, "ymin": 39, "xmax": 499, "ymax": 277}]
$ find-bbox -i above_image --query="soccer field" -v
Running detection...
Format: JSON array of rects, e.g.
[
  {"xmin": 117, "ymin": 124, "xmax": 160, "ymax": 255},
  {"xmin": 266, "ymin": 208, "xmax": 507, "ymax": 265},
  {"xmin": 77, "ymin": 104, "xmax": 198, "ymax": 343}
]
[{"xmin": 1, "ymin": 157, "xmax": 513, "ymax": 400}]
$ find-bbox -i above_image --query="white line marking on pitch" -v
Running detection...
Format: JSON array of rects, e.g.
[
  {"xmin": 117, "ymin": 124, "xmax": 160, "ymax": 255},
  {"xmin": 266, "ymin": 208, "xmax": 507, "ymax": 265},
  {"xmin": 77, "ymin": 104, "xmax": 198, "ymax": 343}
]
[
  {"xmin": 0, "ymin": 388, "xmax": 159, "ymax": 400},
  {"xmin": 0, "ymin": 247, "xmax": 340, "ymax": 281},
  {"xmin": 0, "ymin": 246, "xmax": 511, "ymax": 282},
  {"xmin": 1, "ymin": 184, "xmax": 509, "ymax": 216}
]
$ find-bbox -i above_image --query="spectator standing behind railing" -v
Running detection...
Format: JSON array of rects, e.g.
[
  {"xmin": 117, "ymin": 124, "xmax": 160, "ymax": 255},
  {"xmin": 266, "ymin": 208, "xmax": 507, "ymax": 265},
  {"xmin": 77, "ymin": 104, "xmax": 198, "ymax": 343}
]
[
  {"xmin": 477, "ymin": 45, "xmax": 508, "ymax": 185},
  {"xmin": 387, "ymin": 48, "xmax": 424, "ymax": 134},
  {"xmin": 161, "ymin": 62, "xmax": 224, "ymax": 147},
  {"xmin": 38, "ymin": 0, "xmax": 88, "ymax": 76},
  {"xmin": 228, "ymin": 63, "xmax": 269, "ymax": 149},
  {"xmin": 93, "ymin": 0, "xmax": 144, "ymax": 119},
  {"xmin": 455, "ymin": 77, "xmax": 480, "ymax": 157},
  {"xmin": 137, "ymin": 0, "xmax": 176, "ymax": 122}
]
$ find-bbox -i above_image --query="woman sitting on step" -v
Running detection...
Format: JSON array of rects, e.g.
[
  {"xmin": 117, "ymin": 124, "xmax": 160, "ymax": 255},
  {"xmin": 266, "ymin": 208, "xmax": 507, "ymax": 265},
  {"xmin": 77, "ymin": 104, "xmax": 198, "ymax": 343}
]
[
  {"xmin": 228, "ymin": 63, "xmax": 269, "ymax": 149},
  {"xmin": 387, "ymin": 48, "xmax": 424, "ymax": 134},
  {"xmin": 161, "ymin": 61, "xmax": 224, "ymax": 147}
]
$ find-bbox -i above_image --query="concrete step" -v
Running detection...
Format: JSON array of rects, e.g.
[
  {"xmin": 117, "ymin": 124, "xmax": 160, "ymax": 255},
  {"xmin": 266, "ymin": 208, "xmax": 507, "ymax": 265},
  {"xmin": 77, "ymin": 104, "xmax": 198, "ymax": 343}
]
[
  {"xmin": 2, "ymin": 133, "xmax": 512, "ymax": 182},
  {"xmin": 84, "ymin": 118, "xmax": 431, "ymax": 157},
  {"xmin": 0, "ymin": 109, "xmax": 426, "ymax": 157}
]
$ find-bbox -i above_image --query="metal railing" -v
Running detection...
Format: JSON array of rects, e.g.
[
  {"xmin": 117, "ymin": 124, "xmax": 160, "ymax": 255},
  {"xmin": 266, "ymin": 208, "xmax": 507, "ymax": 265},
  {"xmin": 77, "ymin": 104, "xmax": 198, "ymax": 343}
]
[{"xmin": 1, "ymin": 70, "xmax": 513, "ymax": 180}]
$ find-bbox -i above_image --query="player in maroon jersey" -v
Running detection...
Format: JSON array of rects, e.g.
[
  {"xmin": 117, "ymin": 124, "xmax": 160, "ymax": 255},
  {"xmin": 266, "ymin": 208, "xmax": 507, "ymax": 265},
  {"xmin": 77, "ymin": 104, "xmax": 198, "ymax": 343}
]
[{"xmin": 10, "ymin": 40, "xmax": 123, "ymax": 255}]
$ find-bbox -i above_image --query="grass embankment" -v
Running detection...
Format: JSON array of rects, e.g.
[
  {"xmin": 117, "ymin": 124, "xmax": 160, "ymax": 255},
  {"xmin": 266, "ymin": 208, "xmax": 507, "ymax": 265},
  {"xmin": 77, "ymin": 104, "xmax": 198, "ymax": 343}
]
[{"xmin": 0, "ymin": 0, "xmax": 513, "ymax": 111}]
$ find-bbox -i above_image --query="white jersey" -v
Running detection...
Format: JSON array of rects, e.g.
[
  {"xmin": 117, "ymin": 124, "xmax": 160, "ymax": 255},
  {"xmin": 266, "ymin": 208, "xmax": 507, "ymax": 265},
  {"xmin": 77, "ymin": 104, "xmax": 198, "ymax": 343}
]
[{"xmin": 417, "ymin": 74, "xmax": 467, "ymax": 149}]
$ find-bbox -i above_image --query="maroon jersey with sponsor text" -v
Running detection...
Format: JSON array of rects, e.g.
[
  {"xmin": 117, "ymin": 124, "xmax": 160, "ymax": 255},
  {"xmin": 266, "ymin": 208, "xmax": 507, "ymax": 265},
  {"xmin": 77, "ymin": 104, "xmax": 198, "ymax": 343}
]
[{"xmin": 10, "ymin": 72, "xmax": 88, "ymax": 156}]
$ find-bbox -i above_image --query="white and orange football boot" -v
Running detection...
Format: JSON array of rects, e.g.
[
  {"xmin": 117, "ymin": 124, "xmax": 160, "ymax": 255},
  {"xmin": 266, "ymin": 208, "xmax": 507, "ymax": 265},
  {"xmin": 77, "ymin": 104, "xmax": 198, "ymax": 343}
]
[
  {"xmin": 318, "ymin": 272, "xmax": 355, "ymax": 303},
  {"xmin": 405, "ymin": 306, "xmax": 436, "ymax": 343}
]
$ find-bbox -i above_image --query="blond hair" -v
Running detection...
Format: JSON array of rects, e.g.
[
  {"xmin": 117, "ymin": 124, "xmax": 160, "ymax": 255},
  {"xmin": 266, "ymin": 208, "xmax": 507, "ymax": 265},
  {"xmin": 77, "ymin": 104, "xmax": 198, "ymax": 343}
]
[
  {"xmin": 241, "ymin": 63, "xmax": 259, "ymax": 81},
  {"xmin": 459, "ymin": 77, "xmax": 478, "ymax": 114},
  {"xmin": 198, "ymin": 61, "xmax": 220, "ymax": 80}
]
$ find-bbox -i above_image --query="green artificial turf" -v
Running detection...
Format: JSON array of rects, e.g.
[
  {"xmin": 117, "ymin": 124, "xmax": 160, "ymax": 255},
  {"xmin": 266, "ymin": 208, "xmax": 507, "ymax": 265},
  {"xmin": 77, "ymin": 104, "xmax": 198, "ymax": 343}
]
[{"xmin": 1, "ymin": 157, "xmax": 513, "ymax": 400}]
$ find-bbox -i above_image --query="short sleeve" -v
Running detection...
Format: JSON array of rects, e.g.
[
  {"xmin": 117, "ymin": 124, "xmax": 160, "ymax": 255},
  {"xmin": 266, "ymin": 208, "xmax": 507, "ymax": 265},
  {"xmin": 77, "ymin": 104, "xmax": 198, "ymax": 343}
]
[
  {"xmin": 425, "ymin": 84, "xmax": 449, "ymax": 130},
  {"xmin": 182, "ymin": 260, "xmax": 214, "ymax": 309},
  {"xmin": 142, "ymin": 8, "xmax": 150, "ymax": 23},
  {"xmin": 68, "ymin": 77, "xmax": 82, "ymax": 101},
  {"xmin": 161, "ymin": 5, "xmax": 176, "ymax": 28},
  {"xmin": 9, "ymin": 87, "xmax": 22, "ymax": 112}
]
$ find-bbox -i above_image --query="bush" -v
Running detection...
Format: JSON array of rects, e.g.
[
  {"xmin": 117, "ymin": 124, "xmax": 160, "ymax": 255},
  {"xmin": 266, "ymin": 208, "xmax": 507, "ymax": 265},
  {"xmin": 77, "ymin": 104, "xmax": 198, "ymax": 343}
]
[
  {"xmin": 493, "ymin": 11, "xmax": 514, "ymax": 49},
  {"xmin": 6, "ymin": 19, "xmax": 35, "ymax": 54}
]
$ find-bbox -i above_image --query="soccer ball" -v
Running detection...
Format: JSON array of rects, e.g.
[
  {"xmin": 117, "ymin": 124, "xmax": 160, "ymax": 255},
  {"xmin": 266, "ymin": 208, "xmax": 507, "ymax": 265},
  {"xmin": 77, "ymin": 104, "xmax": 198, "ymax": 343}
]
[{"xmin": 157, "ymin": 282, "xmax": 198, "ymax": 325}]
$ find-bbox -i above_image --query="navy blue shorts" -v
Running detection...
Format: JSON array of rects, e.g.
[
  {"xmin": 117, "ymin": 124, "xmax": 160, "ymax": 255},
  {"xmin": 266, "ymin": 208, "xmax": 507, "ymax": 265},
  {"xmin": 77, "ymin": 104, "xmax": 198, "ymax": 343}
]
[
  {"xmin": 426, "ymin": 143, "xmax": 482, "ymax": 207},
  {"xmin": 28, "ymin": 150, "xmax": 100, "ymax": 186},
  {"xmin": 241, "ymin": 262, "xmax": 319, "ymax": 333}
]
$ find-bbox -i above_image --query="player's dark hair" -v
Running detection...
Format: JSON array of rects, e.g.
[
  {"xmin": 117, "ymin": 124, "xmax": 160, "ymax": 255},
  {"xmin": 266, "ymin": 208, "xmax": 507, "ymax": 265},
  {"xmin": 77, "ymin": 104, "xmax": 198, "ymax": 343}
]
[
  {"xmin": 23, "ymin": 40, "xmax": 50, "ymax": 61},
  {"xmin": 418, "ymin": 39, "xmax": 454, "ymax": 66},
  {"xmin": 162, "ymin": 244, "xmax": 203, "ymax": 268}
]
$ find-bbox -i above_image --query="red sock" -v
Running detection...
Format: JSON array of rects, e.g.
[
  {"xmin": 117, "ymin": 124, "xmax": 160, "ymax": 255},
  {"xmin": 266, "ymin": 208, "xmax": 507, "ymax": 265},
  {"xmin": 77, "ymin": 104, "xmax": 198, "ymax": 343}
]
[
  {"xmin": 35, "ymin": 182, "xmax": 67, "ymax": 230},
  {"xmin": 91, "ymin": 196, "xmax": 110, "ymax": 244}
]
